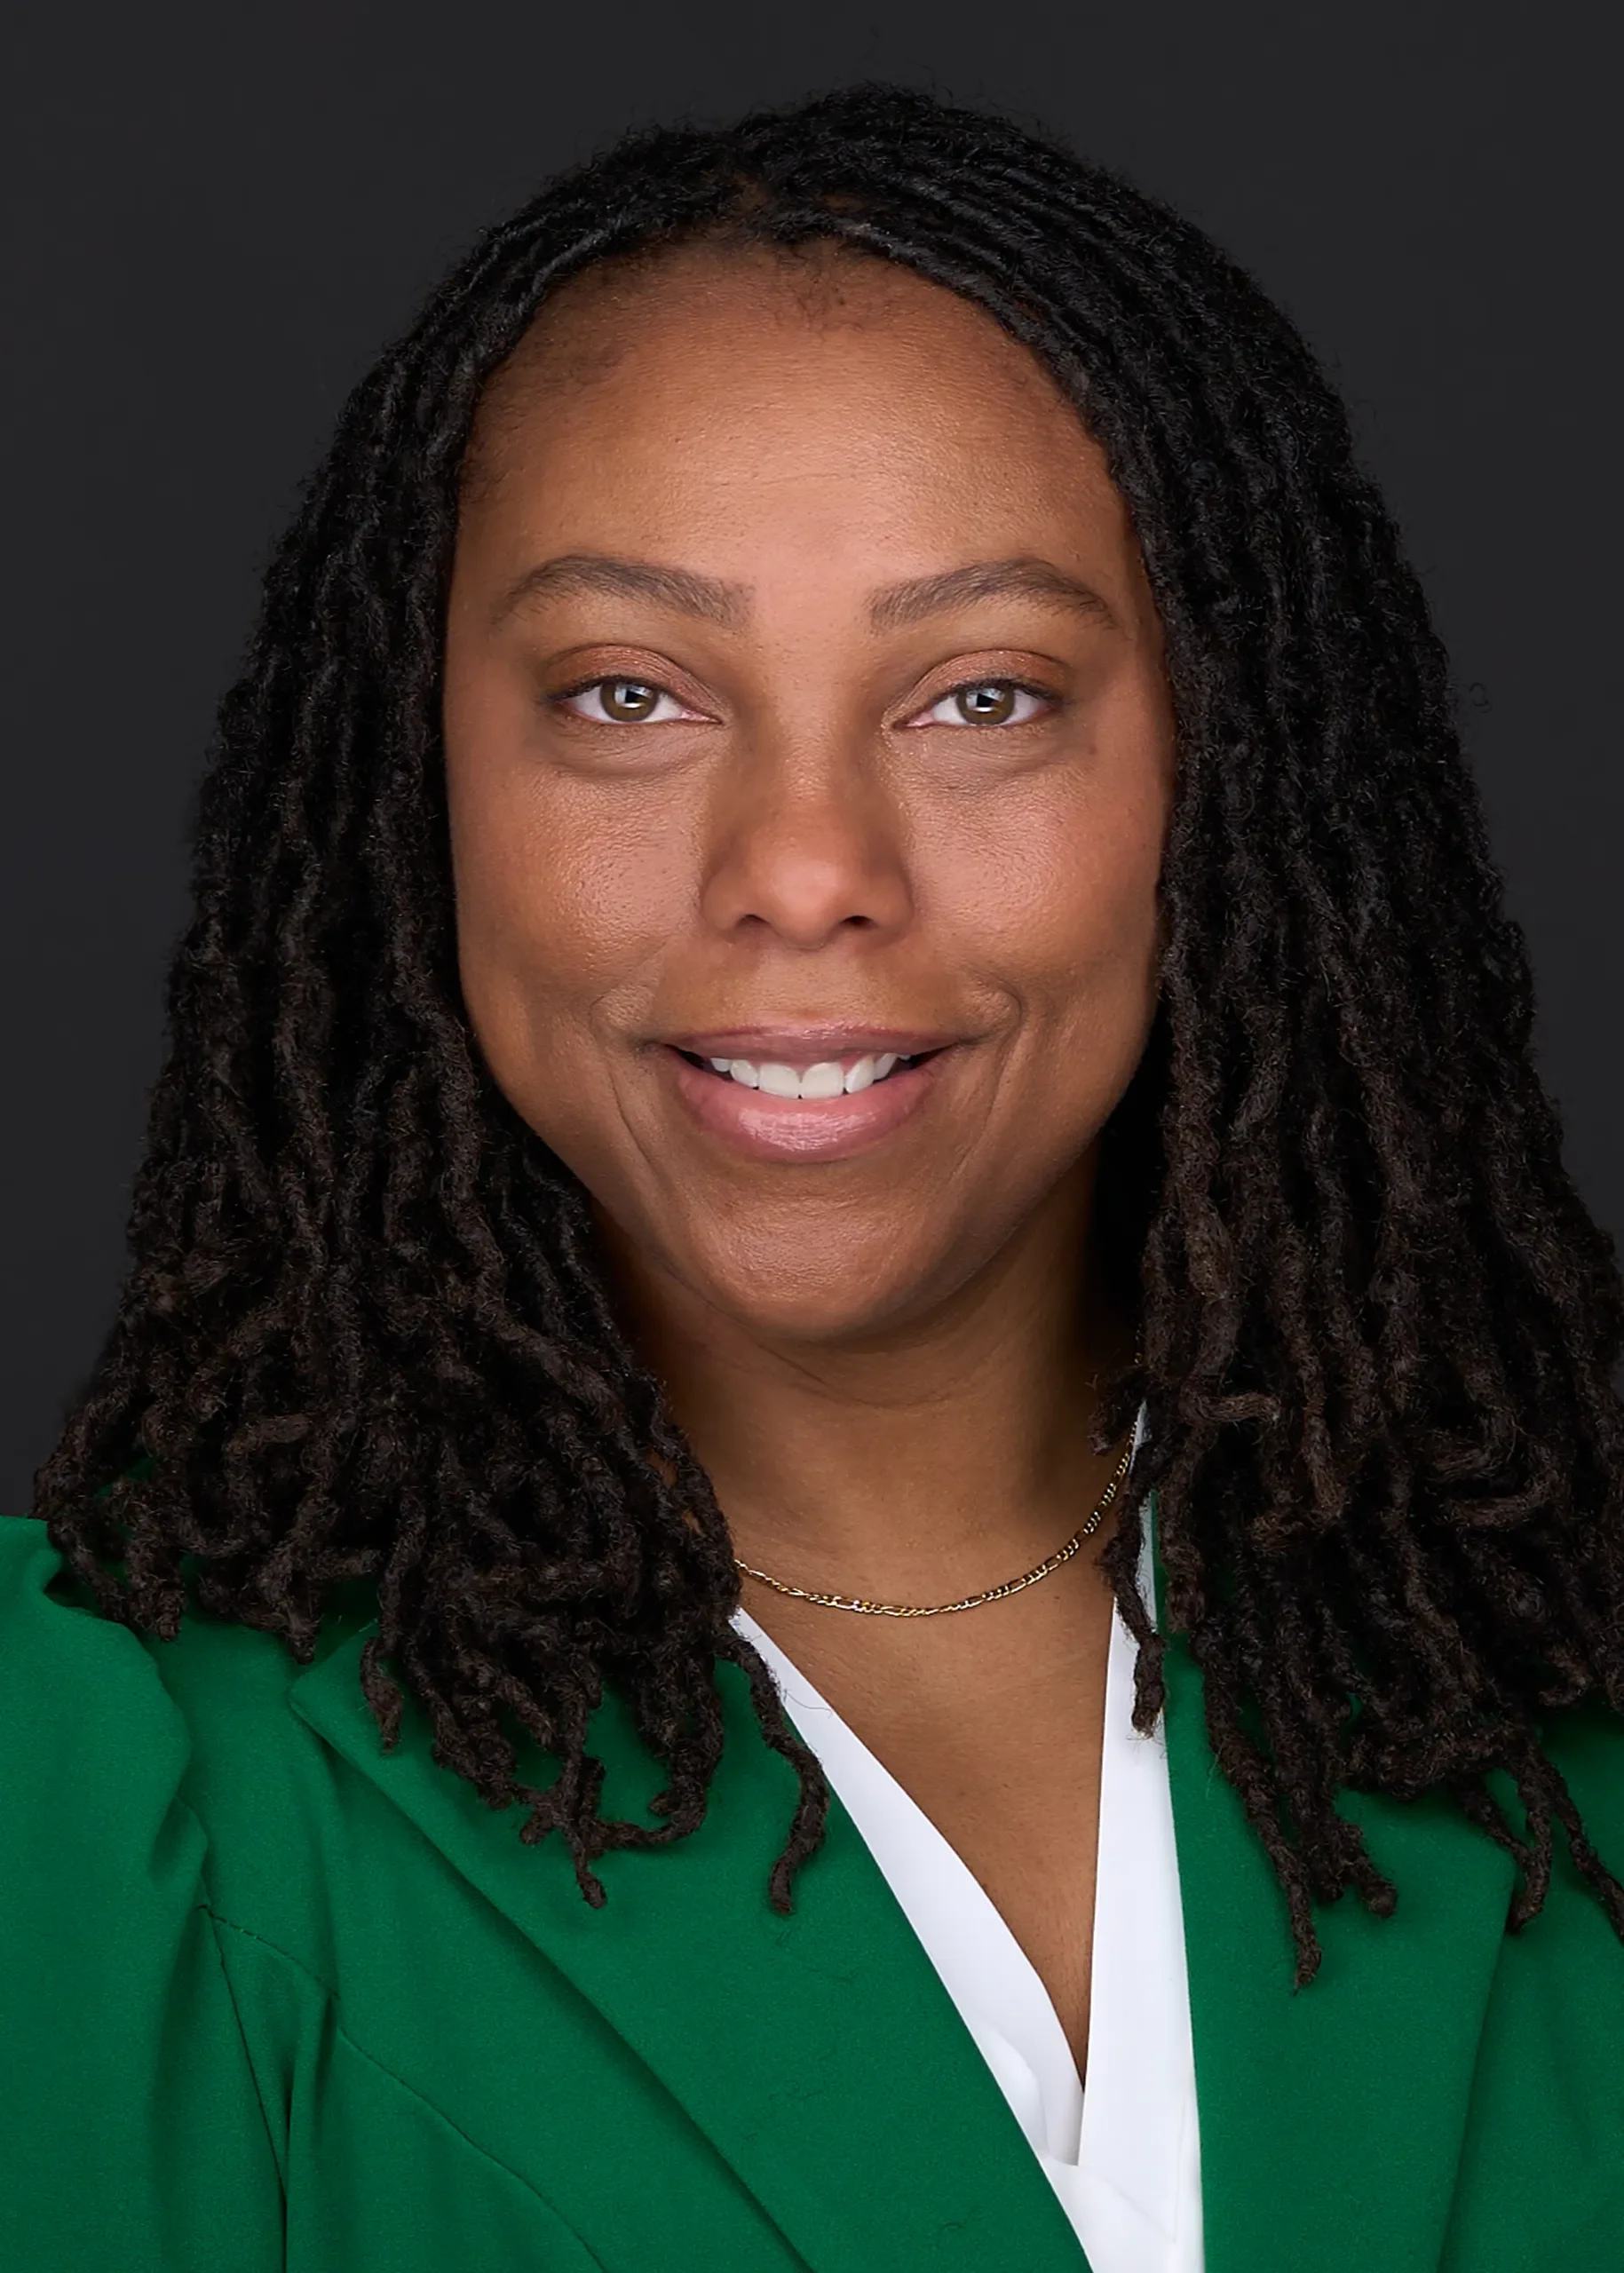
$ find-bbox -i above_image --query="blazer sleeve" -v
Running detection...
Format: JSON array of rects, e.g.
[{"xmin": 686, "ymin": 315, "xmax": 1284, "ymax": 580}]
[{"xmin": 0, "ymin": 1519, "xmax": 283, "ymax": 2273}]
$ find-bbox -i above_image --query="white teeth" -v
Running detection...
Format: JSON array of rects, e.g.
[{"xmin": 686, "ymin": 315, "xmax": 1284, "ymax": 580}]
[{"xmin": 714, "ymin": 1051, "xmax": 912, "ymax": 1098}]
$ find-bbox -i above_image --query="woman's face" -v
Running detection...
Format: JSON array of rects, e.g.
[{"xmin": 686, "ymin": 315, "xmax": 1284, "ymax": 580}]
[{"xmin": 443, "ymin": 247, "xmax": 1175, "ymax": 1344}]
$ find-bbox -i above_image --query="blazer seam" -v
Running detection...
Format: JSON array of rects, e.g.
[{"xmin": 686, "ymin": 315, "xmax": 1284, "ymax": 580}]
[
  {"xmin": 194, "ymin": 1896, "xmax": 288, "ymax": 2192},
  {"xmin": 326, "ymin": 2021, "xmax": 612, "ymax": 2268},
  {"xmin": 205, "ymin": 1907, "xmax": 607, "ymax": 2267},
  {"xmin": 206, "ymin": 1905, "xmax": 340, "ymax": 2002}
]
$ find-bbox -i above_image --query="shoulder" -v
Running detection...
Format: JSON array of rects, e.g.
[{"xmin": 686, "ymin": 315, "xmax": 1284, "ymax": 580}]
[
  {"xmin": 1543, "ymin": 1699, "xmax": 1624, "ymax": 1841},
  {"xmin": 0, "ymin": 1509, "xmax": 334, "ymax": 1751},
  {"xmin": 0, "ymin": 1515, "xmax": 195, "ymax": 1823},
  {"xmin": 1435, "ymin": 1706, "xmax": 1624, "ymax": 2265},
  {"xmin": 1524, "ymin": 1699, "xmax": 1624, "ymax": 1972},
  {"xmin": 0, "ymin": 1515, "xmax": 366, "ymax": 1973},
  {"xmin": 1468, "ymin": 1702, "xmax": 1624, "ymax": 2093}
]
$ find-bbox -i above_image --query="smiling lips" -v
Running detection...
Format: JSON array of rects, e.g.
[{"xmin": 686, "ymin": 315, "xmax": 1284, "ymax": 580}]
[{"xmin": 661, "ymin": 1034, "xmax": 953, "ymax": 1160}]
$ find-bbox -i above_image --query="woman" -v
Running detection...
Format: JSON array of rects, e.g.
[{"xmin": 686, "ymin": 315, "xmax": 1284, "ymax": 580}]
[{"xmin": 3, "ymin": 83, "xmax": 1622, "ymax": 2273}]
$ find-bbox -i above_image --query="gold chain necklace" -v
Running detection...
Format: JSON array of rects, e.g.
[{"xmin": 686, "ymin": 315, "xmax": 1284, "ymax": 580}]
[{"xmin": 733, "ymin": 1432, "xmax": 1137, "ymax": 1620}]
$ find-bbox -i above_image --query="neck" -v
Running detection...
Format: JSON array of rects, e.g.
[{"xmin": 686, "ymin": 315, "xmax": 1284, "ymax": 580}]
[{"xmin": 606, "ymin": 1165, "xmax": 1133, "ymax": 1604}]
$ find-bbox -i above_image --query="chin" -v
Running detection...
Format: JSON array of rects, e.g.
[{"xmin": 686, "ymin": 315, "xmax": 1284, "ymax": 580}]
[{"xmin": 689, "ymin": 1227, "xmax": 962, "ymax": 1346}]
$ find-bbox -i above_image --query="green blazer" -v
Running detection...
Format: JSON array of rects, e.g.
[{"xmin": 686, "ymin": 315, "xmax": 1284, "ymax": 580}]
[{"xmin": 3, "ymin": 1513, "xmax": 1622, "ymax": 2272}]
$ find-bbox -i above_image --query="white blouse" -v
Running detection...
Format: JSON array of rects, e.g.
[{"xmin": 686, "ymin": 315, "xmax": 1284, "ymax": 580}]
[{"xmin": 730, "ymin": 1450, "xmax": 1204, "ymax": 2272}]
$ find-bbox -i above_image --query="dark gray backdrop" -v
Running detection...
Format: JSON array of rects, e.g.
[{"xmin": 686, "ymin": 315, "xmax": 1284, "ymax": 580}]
[{"xmin": 3, "ymin": 0, "xmax": 1618, "ymax": 1510}]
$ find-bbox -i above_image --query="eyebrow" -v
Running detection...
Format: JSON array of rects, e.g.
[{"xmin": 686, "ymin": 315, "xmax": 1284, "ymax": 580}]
[
  {"xmin": 867, "ymin": 557, "xmax": 1119, "ymax": 631},
  {"xmin": 494, "ymin": 553, "xmax": 748, "ymax": 628},
  {"xmin": 493, "ymin": 550, "xmax": 1117, "ymax": 634}
]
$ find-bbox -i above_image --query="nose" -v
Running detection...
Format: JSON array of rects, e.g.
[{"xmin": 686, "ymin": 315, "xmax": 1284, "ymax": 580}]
[{"xmin": 699, "ymin": 738, "xmax": 914, "ymax": 952}]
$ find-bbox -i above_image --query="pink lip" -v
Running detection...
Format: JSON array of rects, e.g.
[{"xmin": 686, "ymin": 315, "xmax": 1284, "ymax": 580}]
[{"xmin": 660, "ymin": 1042, "xmax": 951, "ymax": 1161}]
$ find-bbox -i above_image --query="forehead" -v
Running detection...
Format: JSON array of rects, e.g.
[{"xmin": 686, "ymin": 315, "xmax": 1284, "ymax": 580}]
[
  {"xmin": 468, "ymin": 244, "xmax": 1100, "ymax": 475},
  {"xmin": 455, "ymin": 244, "xmax": 1143, "ymax": 619},
  {"xmin": 478, "ymin": 238, "xmax": 1067, "ymax": 405}
]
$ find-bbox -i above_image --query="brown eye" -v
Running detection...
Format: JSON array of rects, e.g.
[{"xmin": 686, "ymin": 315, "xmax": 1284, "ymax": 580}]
[
  {"xmin": 955, "ymin": 682, "xmax": 1018, "ymax": 725},
  {"xmin": 557, "ymin": 676, "xmax": 695, "ymax": 726},
  {"xmin": 911, "ymin": 680, "xmax": 1050, "ymax": 729},
  {"xmin": 599, "ymin": 678, "xmax": 661, "ymax": 721}
]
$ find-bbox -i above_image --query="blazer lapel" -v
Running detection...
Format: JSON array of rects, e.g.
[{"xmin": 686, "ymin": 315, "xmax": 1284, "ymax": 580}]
[
  {"xmin": 291, "ymin": 1627, "xmax": 1085, "ymax": 2273},
  {"xmin": 1161, "ymin": 1632, "xmax": 1516, "ymax": 2273}
]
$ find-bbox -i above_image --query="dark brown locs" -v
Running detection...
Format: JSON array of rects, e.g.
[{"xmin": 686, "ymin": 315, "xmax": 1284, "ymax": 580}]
[{"xmin": 37, "ymin": 84, "xmax": 1624, "ymax": 1983}]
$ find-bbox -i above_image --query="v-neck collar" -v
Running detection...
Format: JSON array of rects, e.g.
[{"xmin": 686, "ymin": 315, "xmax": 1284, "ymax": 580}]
[
  {"xmin": 732, "ymin": 1598, "xmax": 1094, "ymax": 2158},
  {"xmin": 290, "ymin": 1627, "xmax": 1089, "ymax": 2273},
  {"xmin": 732, "ymin": 1537, "xmax": 1202, "ymax": 2272},
  {"xmin": 289, "ymin": 1506, "xmax": 1524, "ymax": 2273}
]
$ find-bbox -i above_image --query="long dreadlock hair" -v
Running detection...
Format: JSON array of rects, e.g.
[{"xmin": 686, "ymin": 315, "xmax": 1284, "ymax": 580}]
[{"xmin": 37, "ymin": 83, "xmax": 1624, "ymax": 1983}]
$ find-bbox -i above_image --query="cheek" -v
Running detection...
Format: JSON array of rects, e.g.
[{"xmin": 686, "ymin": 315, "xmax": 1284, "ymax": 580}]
[
  {"xmin": 1009, "ymin": 851, "xmax": 1163, "ymax": 1154},
  {"xmin": 930, "ymin": 759, "xmax": 1167, "ymax": 1057},
  {"xmin": 445, "ymin": 762, "xmax": 688, "ymax": 1107}
]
